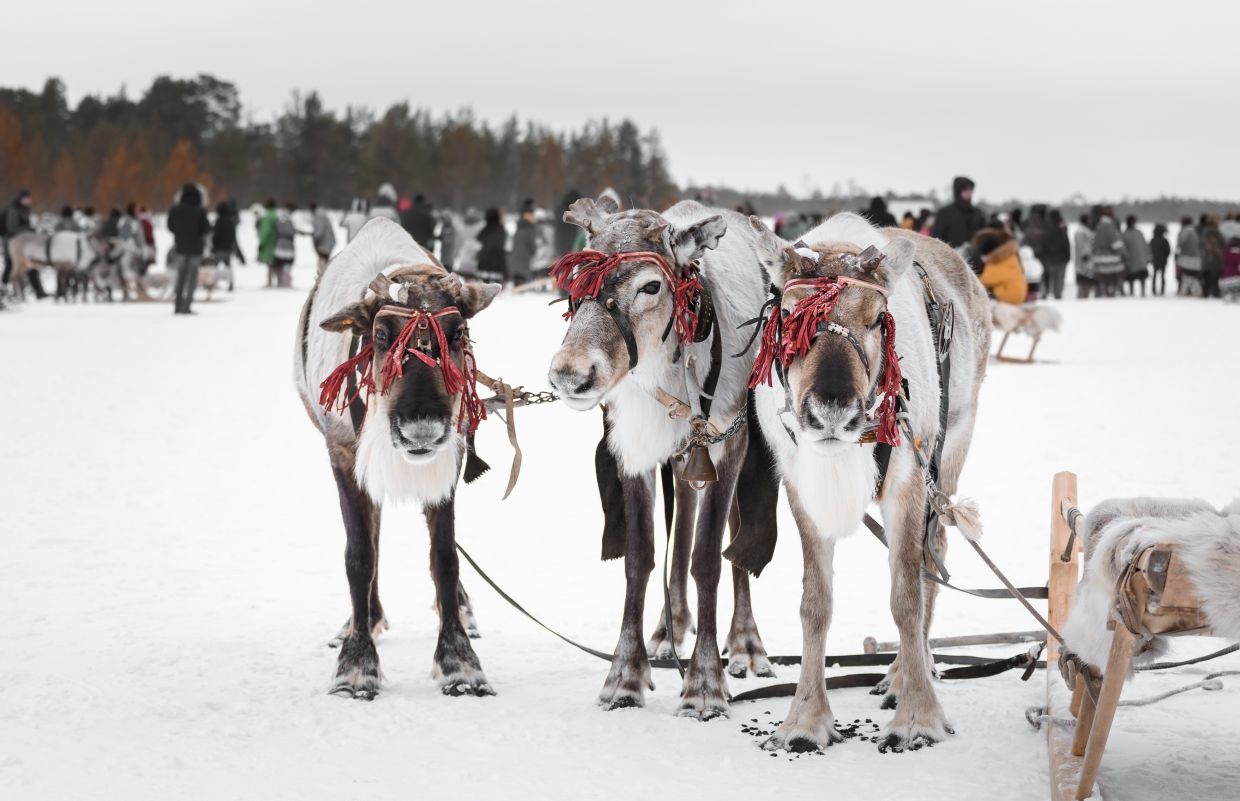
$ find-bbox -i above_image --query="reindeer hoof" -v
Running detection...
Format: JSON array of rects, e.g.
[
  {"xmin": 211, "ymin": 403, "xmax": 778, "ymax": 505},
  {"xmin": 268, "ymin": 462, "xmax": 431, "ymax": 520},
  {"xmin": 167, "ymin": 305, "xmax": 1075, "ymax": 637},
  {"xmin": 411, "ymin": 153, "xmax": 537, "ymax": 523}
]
[
  {"xmin": 440, "ymin": 676, "xmax": 495, "ymax": 697},
  {"xmin": 331, "ymin": 634, "xmax": 381, "ymax": 700},
  {"xmin": 600, "ymin": 693, "xmax": 643, "ymax": 711},
  {"xmin": 880, "ymin": 693, "xmax": 898, "ymax": 710},
  {"xmin": 763, "ymin": 724, "xmax": 843, "ymax": 753}
]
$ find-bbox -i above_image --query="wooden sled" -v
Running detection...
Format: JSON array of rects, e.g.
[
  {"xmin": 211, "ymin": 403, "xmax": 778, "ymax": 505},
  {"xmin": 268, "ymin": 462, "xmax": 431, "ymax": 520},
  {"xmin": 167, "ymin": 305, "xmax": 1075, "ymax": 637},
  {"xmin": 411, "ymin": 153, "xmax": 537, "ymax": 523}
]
[
  {"xmin": 1045, "ymin": 472, "xmax": 1216, "ymax": 801},
  {"xmin": 995, "ymin": 329, "xmax": 1043, "ymax": 363}
]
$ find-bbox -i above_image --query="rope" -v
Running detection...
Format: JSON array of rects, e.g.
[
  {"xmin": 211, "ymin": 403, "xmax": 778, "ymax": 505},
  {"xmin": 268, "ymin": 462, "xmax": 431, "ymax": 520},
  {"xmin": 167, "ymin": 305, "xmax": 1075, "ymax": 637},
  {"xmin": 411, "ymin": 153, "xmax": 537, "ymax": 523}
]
[{"xmin": 1025, "ymin": 670, "xmax": 1240, "ymax": 730}]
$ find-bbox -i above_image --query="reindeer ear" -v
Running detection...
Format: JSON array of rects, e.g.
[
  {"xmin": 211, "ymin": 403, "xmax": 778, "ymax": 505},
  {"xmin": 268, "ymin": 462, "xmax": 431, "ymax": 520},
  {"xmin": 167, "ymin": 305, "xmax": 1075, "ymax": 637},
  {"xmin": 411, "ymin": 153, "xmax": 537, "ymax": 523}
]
[
  {"xmin": 644, "ymin": 221, "xmax": 670, "ymax": 246},
  {"xmin": 595, "ymin": 194, "xmax": 621, "ymax": 215},
  {"xmin": 564, "ymin": 197, "xmax": 607, "ymax": 235},
  {"xmin": 320, "ymin": 302, "xmax": 373, "ymax": 334},
  {"xmin": 671, "ymin": 214, "xmax": 727, "ymax": 265},
  {"xmin": 749, "ymin": 215, "xmax": 787, "ymax": 271},
  {"xmin": 878, "ymin": 237, "xmax": 915, "ymax": 278},
  {"xmin": 458, "ymin": 281, "xmax": 502, "ymax": 318}
]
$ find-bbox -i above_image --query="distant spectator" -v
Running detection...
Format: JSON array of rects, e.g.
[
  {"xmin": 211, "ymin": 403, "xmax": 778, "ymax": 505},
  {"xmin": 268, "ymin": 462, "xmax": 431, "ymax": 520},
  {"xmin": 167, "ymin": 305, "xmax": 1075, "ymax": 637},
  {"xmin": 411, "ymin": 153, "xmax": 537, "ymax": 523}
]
[
  {"xmin": 1175, "ymin": 215, "xmax": 1202, "ymax": 296},
  {"xmin": 973, "ymin": 227, "xmax": 1028, "ymax": 304},
  {"xmin": 1091, "ymin": 206, "xmax": 1127, "ymax": 298},
  {"xmin": 211, "ymin": 200, "xmax": 243, "ymax": 291},
  {"xmin": 1074, "ymin": 213, "xmax": 1096, "ymax": 299},
  {"xmin": 438, "ymin": 211, "xmax": 457, "ymax": 271},
  {"xmin": 931, "ymin": 176, "xmax": 986, "ymax": 269},
  {"xmin": 3, "ymin": 189, "xmax": 45, "ymax": 298},
  {"xmin": 1007, "ymin": 208, "xmax": 1024, "ymax": 239},
  {"xmin": 401, "ymin": 194, "xmax": 437, "ymax": 249},
  {"xmin": 475, "ymin": 207, "xmax": 507, "ymax": 283},
  {"xmin": 1200, "ymin": 214, "xmax": 1225, "ymax": 299},
  {"xmin": 257, "ymin": 198, "xmax": 278, "ymax": 286},
  {"xmin": 309, "ymin": 202, "xmax": 336, "ymax": 274},
  {"xmin": 915, "ymin": 208, "xmax": 932, "ymax": 235},
  {"xmin": 54, "ymin": 205, "xmax": 80, "ymax": 232},
  {"xmin": 1041, "ymin": 209, "xmax": 1072, "ymax": 300},
  {"xmin": 166, "ymin": 183, "xmax": 212, "ymax": 315},
  {"xmin": 1121, "ymin": 215, "xmax": 1150, "ymax": 296},
  {"xmin": 272, "ymin": 202, "xmax": 297, "ymax": 288},
  {"xmin": 900, "ymin": 211, "xmax": 916, "ymax": 230},
  {"xmin": 861, "ymin": 196, "xmax": 897, "ymax": 227},
  {"xmin": 509, "ymin": 206, "xmax": 541, "ymax": 284},
  {"xmin": 99, "ymin": 208, "xmax": 122, "ymax": 238},
  {"xmin": 1149, "ymin": 223, "xmax": 1170, "ymax": 296},
  {"xmin": 370, "ymin": 184, "xmax": 400, "ymax": 224},
  {"xmin": 342, "ymin": 199, "xmax": 368, "ymax": 243}
]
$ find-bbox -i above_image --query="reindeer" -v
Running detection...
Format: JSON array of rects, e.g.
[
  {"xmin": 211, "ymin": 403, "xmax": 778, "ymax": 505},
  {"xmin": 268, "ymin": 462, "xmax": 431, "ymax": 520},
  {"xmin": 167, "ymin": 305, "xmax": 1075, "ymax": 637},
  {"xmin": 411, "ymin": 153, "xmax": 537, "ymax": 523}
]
[
  {"xmin": 6, "ymin": 230, "xmax": 102, "ymax": 302},
  {"xmin": 547, "ymin": 196, "xmax": 780, "ymax": 719},
  {"xmin": 746, "ymin": 213, "xmax": 991, "ymax": 752},
  {"xmin": 294, "ymin": 218, "xmax": 501, "ymax": 699}
]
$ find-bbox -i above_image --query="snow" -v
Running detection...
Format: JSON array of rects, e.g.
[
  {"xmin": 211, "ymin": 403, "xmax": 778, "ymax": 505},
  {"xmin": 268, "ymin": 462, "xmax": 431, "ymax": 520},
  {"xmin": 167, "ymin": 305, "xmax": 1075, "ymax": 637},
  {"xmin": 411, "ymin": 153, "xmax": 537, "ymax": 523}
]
[{"xmin": 2, "ymin": 225, "xmax": 1239, "ymax": 801}]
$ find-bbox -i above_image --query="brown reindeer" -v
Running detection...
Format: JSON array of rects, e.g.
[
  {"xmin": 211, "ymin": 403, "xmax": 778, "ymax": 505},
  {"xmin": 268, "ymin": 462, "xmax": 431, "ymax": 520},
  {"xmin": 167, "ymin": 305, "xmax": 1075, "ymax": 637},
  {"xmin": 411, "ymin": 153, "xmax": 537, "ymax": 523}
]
[
  {"xmin": 294, "ymin": 218, "xmax": 501, "ymax": 699},
  {"xmin": 547, "ymin": 196, "xmax": 780, "ymax": 718},
  {"xmin": 747, "ymin": 213, "xmax": 991, "ymax": 752}
]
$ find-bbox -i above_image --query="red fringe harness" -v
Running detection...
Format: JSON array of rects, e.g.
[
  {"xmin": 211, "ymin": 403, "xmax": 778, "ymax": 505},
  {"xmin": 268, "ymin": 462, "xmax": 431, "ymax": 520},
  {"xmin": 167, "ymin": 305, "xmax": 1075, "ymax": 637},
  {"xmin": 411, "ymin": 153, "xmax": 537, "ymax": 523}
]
[
  {"xmin": 548, "ymin": 249, "xmax": 704, "ymax": 344},
  {"xmin": 748, "ymin": 275, "xmax": 903, "ymax": 446},
  {"xmin": 318, "ymin": 305, "xmax": 486, "ymax": 434}
]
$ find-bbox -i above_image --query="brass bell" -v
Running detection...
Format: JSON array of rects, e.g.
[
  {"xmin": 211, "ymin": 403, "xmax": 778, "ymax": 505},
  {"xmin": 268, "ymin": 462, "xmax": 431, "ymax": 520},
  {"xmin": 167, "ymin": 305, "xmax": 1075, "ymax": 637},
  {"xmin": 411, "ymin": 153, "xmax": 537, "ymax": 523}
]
[{"xmin": 681, "ymin": 444, "xmax": 718, "ymax": 486}]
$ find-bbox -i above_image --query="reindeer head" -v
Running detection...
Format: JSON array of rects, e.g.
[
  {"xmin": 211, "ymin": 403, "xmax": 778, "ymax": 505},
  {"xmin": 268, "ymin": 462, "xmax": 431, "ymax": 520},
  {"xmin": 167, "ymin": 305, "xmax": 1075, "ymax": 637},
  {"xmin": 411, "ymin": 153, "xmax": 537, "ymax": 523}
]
[
  {"xmin": 547, "ymin": 195, "xmax": 727, "ymax": 411},
  {"xmin": 319, "ymin": 267, "xmax": 501, "ymax": 465},
  {"xmin": 749, "ymin": 217, "xmax": 913, "ymax": 453}
]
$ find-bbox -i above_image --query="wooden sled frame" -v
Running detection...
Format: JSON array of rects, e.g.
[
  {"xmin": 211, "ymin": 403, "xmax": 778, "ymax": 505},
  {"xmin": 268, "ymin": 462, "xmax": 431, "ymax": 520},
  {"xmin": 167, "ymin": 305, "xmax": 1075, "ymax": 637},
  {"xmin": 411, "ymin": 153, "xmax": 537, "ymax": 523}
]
[
  {"xmin": 1046, "ymin": 472, "xmax": 1215, "ymax": 801},
  {"xmin": 995, "ymin": 329, "xmax": 1043, "ymax": 363}
]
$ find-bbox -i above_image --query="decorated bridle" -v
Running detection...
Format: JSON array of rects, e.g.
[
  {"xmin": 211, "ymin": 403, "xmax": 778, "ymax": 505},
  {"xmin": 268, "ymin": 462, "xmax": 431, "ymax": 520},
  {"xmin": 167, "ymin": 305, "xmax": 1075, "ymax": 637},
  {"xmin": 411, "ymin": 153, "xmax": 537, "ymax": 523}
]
[
  {"xmin": 746, "ymin": 249, "xmax": 904, "ymax": 446},
  {"xmin": 549, "ymin": 248, "xmax": 710, "ymax": 369},
  {"xmin": 318, "ymin": 303, "xmax": 487, "ymax": 435}
]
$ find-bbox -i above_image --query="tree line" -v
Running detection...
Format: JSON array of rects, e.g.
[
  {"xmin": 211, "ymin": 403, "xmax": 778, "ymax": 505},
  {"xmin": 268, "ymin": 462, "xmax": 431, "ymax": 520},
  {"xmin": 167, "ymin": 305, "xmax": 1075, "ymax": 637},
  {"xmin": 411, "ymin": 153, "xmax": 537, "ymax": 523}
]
[{"xmin": 0, "ymin": 76, "xmax": 679, "ymax": 213}]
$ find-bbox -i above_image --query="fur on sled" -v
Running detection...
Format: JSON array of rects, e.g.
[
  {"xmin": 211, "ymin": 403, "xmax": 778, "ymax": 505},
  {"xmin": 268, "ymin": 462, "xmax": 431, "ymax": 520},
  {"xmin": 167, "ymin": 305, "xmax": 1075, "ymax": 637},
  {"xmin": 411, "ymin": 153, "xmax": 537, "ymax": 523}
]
[
  {"xmin": 1063, "ymin": 496, "xmax": 1240, "ymax": 674},
  {"xmin": 990, "ymin": 300, "xmax": 1062, "ymax": 339}
]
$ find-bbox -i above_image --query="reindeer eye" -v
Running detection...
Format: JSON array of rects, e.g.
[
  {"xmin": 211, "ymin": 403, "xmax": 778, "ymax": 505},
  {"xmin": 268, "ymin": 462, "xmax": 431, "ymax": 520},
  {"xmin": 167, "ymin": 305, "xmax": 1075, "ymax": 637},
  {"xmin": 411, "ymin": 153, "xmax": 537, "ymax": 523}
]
[
  {"xmin": 373, "ymin": 328, "xmax": 390, "ymax": 348},
  {"xmin": 869, "ymin": 315, "xmax": 883, "ymax": 331},
  {"xmin": 639, "ymin": 280, "xmax": 661, "ymax": 295}
]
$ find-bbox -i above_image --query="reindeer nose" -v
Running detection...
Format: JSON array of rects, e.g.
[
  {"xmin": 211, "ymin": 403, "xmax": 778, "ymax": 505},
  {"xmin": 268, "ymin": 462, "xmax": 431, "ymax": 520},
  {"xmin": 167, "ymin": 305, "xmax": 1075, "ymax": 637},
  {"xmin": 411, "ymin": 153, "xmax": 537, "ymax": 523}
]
[
  {"xmin": 548, "ymin": 363, "xmax": 598, "ymax": 398},
  {"xmin": 802, "ymin": 394, "xmax": 864, "ymax": 438}
]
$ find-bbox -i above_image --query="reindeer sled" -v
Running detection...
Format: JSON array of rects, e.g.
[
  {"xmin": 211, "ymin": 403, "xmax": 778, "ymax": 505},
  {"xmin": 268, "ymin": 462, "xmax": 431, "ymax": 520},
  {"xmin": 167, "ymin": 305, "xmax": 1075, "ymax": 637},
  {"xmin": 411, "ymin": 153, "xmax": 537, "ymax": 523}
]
[
  {"xmin": 1044, "ymin": 473, "xmax": 1240, "ymax": 800},
  {"xmin": 991, "ymin": 301, "xmax": 1062, "ymax": 363}
]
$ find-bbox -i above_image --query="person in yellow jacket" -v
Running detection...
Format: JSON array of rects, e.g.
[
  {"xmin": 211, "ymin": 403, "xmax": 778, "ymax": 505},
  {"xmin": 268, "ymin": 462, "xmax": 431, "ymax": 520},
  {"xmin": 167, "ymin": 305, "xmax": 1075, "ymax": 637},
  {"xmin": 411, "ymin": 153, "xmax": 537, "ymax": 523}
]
[{"xmin": 973, "ymin": 227, "xmax": 1028, "ymax": 304}]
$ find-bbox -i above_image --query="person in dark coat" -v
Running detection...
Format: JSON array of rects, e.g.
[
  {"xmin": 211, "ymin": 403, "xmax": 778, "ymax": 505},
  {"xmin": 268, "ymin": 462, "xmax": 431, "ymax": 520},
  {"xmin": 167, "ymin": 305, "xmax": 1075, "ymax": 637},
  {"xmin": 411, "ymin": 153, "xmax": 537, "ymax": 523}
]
[
  {"xmin": 1122, "ymin": 215, "xmax": 1150, "ymax": 297},
  {"xmin": 211, "ymin": 200, "xmax": 244, "ymax": 291},
  {"xmin": 3, "ymin": 189, "xmax": 46, "ymax": 298},
  {"xmin": 1149, "ymin": 223, "xmax": 1171, "ymax": 297},
  {"xmin": 554, "ymin": 188, "xmax": 583, "ymax": 257},
  {"xmin": 1200, "ymin": 214, "xmax": 1225, "ymax": 299},
  {"xmin": 1040, "ymin": 209, "xmax": 1072, "ymax": 300},
  {"xmin": 166, "ymin": 184, "xmax": 212, "ymax": 315},
  {"xmin": 931, "ymin": 176, "xmax": 987, "ymax": 269},
  {"xmin": 475, "ymin": 207, "xmax": 507, "ymax": 283},
  {"xmin": 931, "ymin": 176, "xmax": 986, "ymax": 247},
  {"xmin": 401, "ymin": 194, "xmax": 437, "ymax": 249},
  {"xmin": 861, "ymin": 196, "xmax": 897, "ymax": 227}
]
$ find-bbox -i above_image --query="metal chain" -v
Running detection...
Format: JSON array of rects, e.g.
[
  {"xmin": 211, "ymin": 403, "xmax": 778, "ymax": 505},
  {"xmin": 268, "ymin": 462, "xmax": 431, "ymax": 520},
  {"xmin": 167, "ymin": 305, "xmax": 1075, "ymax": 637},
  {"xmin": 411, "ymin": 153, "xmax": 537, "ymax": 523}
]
[
  {"xmin": 673, "ymin": 404, "xmax": 748, "ymax": 459},
  {"xmin": 516, "ymin": 389, "xmax": 559, "ymax": 405}
]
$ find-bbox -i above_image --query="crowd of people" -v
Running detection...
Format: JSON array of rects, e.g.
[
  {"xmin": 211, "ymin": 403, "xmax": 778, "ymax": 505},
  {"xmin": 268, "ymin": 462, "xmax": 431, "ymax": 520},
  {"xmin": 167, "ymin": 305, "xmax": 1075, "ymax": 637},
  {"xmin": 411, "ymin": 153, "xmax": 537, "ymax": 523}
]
[
  {"xmin": 5, "ymin": 176, "xmax": 1240, "ymax": 315},
  {"xmin": 844, "ymin": 177, "xmax": 1240, "ymax": 306}
]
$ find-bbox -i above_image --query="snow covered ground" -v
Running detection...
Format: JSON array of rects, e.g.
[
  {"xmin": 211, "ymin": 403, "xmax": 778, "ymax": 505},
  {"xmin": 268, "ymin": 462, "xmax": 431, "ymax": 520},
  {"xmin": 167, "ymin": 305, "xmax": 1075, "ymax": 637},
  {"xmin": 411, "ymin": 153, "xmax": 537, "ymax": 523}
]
[{"xmin": 2, "ymin": 229, "xmax": 1238, "ymax": 801}]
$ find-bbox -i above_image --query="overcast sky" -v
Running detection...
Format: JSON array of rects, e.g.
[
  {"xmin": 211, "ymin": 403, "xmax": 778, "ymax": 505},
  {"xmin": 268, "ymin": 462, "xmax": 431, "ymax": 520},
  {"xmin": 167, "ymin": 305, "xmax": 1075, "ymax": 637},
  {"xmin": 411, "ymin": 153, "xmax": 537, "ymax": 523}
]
[{"xmin": 4, "ymin": 0, "xmax": 1236, "ymax": 203}]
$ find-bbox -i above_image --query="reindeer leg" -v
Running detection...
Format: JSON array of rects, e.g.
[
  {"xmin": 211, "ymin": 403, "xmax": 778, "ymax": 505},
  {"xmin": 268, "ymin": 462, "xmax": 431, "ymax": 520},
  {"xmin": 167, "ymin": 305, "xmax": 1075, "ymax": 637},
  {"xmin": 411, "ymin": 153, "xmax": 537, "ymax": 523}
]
[
  {"xmin": 764, "ymin": 484, "xmax": 841, "ymax": 751},
  {"xmin": 877, "ymin": 478, "xmax": 952, "ymax": 751},
  {"xmin": 599, "ymin": 469, "xmax": 655, "ymax": 709},
  {"xmin": 457, "ymin": 582, "xmax": 480, "ymax": 639},
  {"xmin": 426, "ymin": 497, "xmax": 492, "ymax": 696},
  {"xmin": 677, "ymin": 430, "xmax": 746, "ymax": 720},
  {"xmin": 329, "ymin": 462, "xmax": 382, "ymax": 700},
  {"xmin": 647, "ymin": 478, "xmax": 696, "ymax": 659},
  {"xmin": 330, "ymin": 500, "xmax": 387, "ymax": 647}
]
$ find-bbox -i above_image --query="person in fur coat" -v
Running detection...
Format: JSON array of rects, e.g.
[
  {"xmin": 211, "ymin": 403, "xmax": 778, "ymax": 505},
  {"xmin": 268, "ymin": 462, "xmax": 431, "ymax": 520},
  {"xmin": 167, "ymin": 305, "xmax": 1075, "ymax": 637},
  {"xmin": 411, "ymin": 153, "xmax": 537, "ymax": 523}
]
[{"xmin": 973, "ymin": 227, "xmax": 1028, "ymax": 305}]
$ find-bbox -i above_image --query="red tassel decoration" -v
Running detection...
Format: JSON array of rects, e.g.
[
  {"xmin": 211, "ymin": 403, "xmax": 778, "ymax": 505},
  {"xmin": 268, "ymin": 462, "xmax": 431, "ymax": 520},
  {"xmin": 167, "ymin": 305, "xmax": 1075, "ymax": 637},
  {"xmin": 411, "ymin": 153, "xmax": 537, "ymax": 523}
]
[
  {"xmin": 318, "ymin": 342, "xmax": 376, "ymax": 413},
  {"xmin": 670, "ymin": 271, "xmax": 702, "ymax": 343},
  {"xmin": 874, "ymin": 311, "xmax": 903, "ymax": 446},
  {"xmin": 747, "ymin": 303, "xmax": 785, "ymax": 388}
]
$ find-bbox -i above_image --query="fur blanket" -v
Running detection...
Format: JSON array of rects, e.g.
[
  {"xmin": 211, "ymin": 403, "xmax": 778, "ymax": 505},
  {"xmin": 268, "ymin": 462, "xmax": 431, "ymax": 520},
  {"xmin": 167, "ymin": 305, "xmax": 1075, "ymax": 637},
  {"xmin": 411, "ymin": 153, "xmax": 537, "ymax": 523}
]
[
  {"xmin": 1063, "ymin": 497, "xmax": 1240, "ymax": 673},
  {"xmin": 991, "ymin": 300, "xmax": 1062, "ymax": 338}
]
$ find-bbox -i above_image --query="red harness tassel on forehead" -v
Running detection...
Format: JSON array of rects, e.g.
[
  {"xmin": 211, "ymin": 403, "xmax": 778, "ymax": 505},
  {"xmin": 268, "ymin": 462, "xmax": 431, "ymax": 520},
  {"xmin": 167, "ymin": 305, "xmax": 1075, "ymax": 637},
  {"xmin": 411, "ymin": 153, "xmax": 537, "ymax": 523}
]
[
  {"xmin": 747, "ymin": 274, "xmax": 903, "ymax": 447},
  {"xmin": 549, "ymin": 249, "xmax": 703, "ymax": 344},
  {"xmin": 319, "ymin": 306, "xmax": 487, "ymax": 435}
]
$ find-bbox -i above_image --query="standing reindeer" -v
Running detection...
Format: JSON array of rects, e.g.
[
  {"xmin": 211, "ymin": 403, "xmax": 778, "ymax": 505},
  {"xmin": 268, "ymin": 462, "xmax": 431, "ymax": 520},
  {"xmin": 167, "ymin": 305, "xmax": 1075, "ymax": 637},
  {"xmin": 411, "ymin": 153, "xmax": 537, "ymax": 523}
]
[
  {"xmin": 747, "ymin": 213, "xmax": 991, "ymax": 752},
  {"xmin": 547, "ymin": 196, "xmax": 780, "ymax": 719},
  {"xmin": 294, "ymin": 218, "xmax": 501, "ymax": 699}
]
